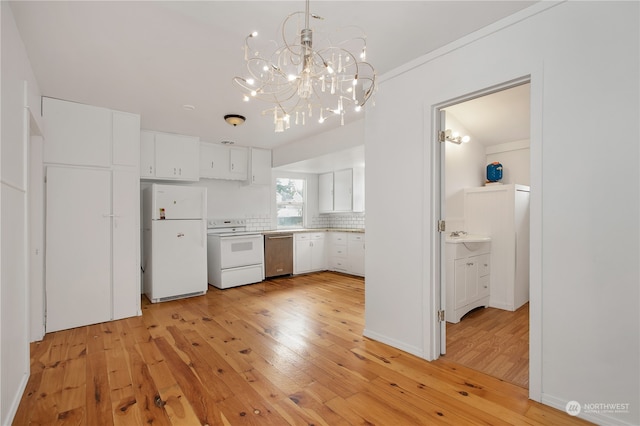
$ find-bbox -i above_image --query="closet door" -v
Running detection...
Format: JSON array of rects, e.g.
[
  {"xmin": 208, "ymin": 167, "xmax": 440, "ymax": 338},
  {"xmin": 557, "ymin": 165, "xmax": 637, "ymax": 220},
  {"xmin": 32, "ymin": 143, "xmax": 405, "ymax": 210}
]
[
  {"xmin": 112, "ymin": 168, "xmax": 140, "ymax": 320},
  {"xmin": 45, "ymin": 166, "xmax": 112, "ymax": 332}
]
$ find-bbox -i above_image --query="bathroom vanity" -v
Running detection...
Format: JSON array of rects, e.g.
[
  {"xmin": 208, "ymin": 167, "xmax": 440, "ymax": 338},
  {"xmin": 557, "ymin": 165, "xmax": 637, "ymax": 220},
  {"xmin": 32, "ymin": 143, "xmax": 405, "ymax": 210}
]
[{"xmin": 445, "ymin": 235, "xmax": 491, "ymax": 323}]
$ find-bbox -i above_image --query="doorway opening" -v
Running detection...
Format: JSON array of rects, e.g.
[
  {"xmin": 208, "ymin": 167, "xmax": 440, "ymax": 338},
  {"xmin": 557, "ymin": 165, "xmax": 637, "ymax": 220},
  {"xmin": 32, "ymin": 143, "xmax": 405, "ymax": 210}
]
[{"xmin": 437, "ymin": 81, "xmax": 531, "ymax": 389}]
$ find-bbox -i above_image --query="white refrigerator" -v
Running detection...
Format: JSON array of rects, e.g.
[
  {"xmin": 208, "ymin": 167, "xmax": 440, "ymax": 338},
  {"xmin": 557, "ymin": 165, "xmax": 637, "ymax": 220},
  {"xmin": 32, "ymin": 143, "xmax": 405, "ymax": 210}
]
[{"xmin": 142, "ymin": 184, "xmax": 207, "ymax": 303}]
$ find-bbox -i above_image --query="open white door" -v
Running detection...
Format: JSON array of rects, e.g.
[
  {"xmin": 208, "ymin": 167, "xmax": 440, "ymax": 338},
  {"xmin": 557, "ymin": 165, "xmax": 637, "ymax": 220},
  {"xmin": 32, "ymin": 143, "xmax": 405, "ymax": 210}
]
[{"xmin": 438, "ymin": 109, "xmax": 447, "ymax": 354}]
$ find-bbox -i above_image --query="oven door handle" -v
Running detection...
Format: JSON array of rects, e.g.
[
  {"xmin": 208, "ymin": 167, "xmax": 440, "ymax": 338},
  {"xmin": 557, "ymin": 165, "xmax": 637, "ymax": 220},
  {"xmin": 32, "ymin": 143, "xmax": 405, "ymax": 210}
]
[{"xmin": 219, "ymin": 234, "xmax": 262, "ymax": 241}]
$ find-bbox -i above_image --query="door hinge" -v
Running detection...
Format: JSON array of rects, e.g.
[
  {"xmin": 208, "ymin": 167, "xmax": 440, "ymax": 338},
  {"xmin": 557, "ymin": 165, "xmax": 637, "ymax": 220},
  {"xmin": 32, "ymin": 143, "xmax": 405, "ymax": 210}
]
[
  {"xmin": 438, "ymin": 220, "xmax": 446, "ymax": 232},
  {"xmin": 438, "ymin": 310, "xmax": 445, "ymax": 322}
]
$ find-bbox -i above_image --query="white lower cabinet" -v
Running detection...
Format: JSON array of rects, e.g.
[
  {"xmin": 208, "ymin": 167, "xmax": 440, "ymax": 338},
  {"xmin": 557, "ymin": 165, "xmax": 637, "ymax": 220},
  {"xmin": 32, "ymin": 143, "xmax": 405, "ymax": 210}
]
[
  {"xmin": 445, "ymin": 241, "xmax": 490, "ymax": 323},
  {"xmin": 347, "ymin": 233, "xmax": 365, "ymax": 277},
  {"xmin": 328, "ymin": 232, "xmax": 348, "ymax": 273},
  {"xmin": 328, "ymin": 232, "xmax": 365, "ymax": 277},
  {"xmin": 294, "ymin": 233, "xmax": 326, "ymax": 274}
]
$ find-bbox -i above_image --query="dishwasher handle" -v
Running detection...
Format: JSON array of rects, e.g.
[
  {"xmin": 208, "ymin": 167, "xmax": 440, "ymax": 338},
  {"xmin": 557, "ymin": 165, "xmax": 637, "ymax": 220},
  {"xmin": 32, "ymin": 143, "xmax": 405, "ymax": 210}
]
[{"xmin": 266, "ymin": 235, "xmax": 293, "ymax": 240}]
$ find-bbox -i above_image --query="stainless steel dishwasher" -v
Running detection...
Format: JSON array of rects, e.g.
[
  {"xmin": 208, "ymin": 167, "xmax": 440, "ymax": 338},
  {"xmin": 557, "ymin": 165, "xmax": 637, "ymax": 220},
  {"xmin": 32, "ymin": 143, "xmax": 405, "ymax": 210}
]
[{"xmin": 264, "ymin": 233, "xmax": 293, "ymax": 278}]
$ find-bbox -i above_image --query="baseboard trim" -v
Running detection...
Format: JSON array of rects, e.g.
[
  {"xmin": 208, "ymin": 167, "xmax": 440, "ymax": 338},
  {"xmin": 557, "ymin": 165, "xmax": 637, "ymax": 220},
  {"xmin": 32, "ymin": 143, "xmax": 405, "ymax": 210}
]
[{"xmin": 362, "ymin": 328, "xmax": 424, "ymax": 359}]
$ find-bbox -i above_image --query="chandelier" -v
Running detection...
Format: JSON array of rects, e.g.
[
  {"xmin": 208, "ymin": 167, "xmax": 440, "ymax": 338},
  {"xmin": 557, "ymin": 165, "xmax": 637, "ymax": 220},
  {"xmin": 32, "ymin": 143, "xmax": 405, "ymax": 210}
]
[{"xmin": 233, "ymin": 0, "xmax": 376, "ymax": 133}]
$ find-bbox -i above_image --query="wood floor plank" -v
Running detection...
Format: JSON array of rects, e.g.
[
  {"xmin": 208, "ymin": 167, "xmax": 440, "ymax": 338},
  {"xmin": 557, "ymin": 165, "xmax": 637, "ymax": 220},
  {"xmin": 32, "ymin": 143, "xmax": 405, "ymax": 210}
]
[
  {"xmin": 446, "ymin": 303, "xmax": 530, "ymax": 388},
  {"xmin": 16, "ymin": 272, "xmax": 592, "ymax": 425}
]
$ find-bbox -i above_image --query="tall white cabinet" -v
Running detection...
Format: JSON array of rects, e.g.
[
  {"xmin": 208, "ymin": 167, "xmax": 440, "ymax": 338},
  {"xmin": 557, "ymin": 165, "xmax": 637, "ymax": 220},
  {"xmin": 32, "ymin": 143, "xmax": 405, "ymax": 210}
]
[
  {"xmin": 43, "ymin": 97, "xmax": 141, "ymax": 332},
  {"xmin": 464, "ymin": 184, "xmax": 530, "ymax": 311}
]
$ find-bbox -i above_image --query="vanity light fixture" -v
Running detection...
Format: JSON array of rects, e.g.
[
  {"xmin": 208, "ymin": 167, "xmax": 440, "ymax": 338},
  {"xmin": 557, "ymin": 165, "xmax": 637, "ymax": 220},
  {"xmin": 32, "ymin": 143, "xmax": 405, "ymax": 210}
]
[
  {"xmin": 224, "ymin": 114, "xmax": 246, "ymax": 127},
  {"xmin": 441, "ymin": 129, "xmax": 471, "ymax": 144}
]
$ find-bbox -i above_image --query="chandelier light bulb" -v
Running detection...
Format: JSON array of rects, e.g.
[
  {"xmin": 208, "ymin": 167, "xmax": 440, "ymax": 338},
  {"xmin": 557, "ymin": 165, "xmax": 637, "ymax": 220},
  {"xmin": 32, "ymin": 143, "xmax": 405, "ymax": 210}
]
[{"xmin": 232, "ymin": 0, "xmax": 376, "ymax": 132}]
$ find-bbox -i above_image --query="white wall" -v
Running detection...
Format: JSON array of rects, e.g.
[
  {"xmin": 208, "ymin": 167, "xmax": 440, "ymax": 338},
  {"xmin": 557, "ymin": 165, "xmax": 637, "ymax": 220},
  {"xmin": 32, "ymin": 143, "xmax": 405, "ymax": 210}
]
[
  {"xmin": 272, "ymin": 119, "xmax": 364, "ymax": 168},
  {"xmin": 486, "ymin": 139, "xmax": 530, "ymax": 186},
  {"xmin": 365, "ymin": 2, "xmax": 639, "ymax": 425},
  {"xmin": 1, "ymin": 2, "xmax": 43, "ymax": 423},
  {"xmin": 444, "ymin": 113, "xmax": 485, "ymax": 229}
]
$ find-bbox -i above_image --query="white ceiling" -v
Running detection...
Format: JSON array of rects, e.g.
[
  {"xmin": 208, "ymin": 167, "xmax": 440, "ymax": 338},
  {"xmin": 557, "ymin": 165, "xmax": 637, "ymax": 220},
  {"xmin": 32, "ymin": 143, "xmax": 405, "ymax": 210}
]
[
  {"xmin": 10, "ymin": 1, "xmax": 536, "ymax": 154},
  {"xmin": 445, "ymin": 83, "xmax": 531, "ymax": 147}
]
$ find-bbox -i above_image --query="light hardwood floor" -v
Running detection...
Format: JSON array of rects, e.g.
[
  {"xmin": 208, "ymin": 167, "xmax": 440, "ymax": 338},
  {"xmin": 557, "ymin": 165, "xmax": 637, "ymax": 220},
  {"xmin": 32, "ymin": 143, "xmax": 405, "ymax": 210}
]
[
  {"xmin": 445, "ymin": 303, "xmax": 529, "ymax": 388},
  {"xmin": 15, "ymin": 272, "xmax": 591, "ymax": 425}
]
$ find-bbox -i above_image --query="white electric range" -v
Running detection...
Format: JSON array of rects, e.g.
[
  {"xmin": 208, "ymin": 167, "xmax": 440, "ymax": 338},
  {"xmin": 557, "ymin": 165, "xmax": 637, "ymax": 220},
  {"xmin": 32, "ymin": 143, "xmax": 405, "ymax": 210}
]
[{"xmin": 206, "ymin": 219, "xmax": 265, "ymax": 289}]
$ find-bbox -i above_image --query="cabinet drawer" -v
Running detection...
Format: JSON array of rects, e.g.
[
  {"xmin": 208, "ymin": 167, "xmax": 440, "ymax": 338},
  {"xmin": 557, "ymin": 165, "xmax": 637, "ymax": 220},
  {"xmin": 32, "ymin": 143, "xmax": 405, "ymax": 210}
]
[
  {"xmin": 330, "ymin": 245, "xmax": 347, "ymax": 258},
  {"xmin": 348, "ymin": 233, "xmax": 365, "ymax": 243},
  {"xmin": 330, "ymin": 258, "xmax": 348, "ymax": 271},
  {"xmin": 295, "ymin": 233, "xmax": 310, "ymax": 242},
  {"xmin": 330, "ymin": 232, "xmax": 348, "ymax": 243}
]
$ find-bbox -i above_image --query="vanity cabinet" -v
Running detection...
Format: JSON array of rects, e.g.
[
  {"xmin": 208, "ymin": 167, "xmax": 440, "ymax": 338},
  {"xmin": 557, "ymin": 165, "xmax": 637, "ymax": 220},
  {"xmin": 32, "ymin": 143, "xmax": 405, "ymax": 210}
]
[{"xmin": 445, "ymin": 240, "xmax": 491, "ymax": 323}]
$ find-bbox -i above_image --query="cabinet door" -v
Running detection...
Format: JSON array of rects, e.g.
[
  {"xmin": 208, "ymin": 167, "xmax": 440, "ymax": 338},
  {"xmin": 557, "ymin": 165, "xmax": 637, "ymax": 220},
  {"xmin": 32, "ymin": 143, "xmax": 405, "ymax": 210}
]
[
  {"xmin": 112, "ymin": 169, "xmax": 140, "ymax": 320},
  {"xmin": 45, "ymin": 166, "xmax": 112, "ymax": 332},
  {"xmin": 348, "ymin": 234, "xmax": 365, "ymax": 276},
  {"xmin": 155, "ymin": 133, "xmax": 199, "ymax": 181},
  {"xmin": 333, "ymin": 169, "xmax": 353, "ymax": 211},
  {"xmin": 248, "ymin": 148, "xmax": 272, "ymax": 185},
  {"xmin": 318, "ymin": 172, "xmax": 334, "ymax": 212},
  {"xmin": 453, "ymin": 259, "xmax": 468, "ymax": 309},
  {"xmin": 112, "ymin": 111, "xmax": 140, "ymax": 167},
  {"xmin": 140, "ymin": 131, "xmax": 155, "ymax": 177},
  {"xmin": 294, "ymin": 234, "xmax": 312, "ymax": 273},
  {"xmin": 43, "ymin": 97, "xmax": 111, "ymax": 167},
  {"xmin": 200, "ymin": 143, "xmax": 232, "ymax": 179},
  {"xmin": 466, "ymin": 256, "xmax": 481, "ymax": 302},
  {"xmin": 229, "ymin": 147, "xmax": 248, "ymax": 180},
  {"xmin": 310, "ymin": 234, "xmax": 326, "ymax": 271}
]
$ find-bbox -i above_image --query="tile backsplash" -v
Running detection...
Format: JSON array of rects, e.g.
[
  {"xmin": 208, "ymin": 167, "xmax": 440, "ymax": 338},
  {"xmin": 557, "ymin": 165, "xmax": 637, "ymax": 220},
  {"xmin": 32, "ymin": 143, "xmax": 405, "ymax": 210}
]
[
  {"xmin": 311, "ymin": 213, "xmax": 365, "ymax": 229},
  {"xmin": 245, "ymin": 212, "xmax": 365, "ymax": 231}
]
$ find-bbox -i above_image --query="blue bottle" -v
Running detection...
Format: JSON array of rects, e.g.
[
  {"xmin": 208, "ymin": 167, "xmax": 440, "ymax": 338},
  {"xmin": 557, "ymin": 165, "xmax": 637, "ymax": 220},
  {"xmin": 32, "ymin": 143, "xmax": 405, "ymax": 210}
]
[{"xmin": 487, "ymin": 162, "xmax": 503, "ymax": 182}]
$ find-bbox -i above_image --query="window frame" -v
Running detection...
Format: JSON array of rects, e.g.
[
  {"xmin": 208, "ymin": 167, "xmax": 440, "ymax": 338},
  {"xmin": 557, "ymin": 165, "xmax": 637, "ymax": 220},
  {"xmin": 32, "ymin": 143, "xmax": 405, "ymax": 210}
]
[{"xmin": 275, "ymin": 177, "xmax": 306, "ymax": 229}]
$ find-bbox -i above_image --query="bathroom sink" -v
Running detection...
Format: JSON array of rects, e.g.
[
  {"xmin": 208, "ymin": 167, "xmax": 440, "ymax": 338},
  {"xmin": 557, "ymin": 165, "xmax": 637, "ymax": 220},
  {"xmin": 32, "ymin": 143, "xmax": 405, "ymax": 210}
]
[{"xmin": 445, "ymin": 234, "xmax": 491, "ymax": 251}]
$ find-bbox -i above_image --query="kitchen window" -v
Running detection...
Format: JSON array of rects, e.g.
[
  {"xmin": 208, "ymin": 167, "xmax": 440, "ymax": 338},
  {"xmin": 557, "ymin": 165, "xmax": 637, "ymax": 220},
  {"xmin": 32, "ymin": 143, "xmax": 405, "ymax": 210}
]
[{"xmin": 276, "ymin": 177, "xmax": 305, "ymax": 228}]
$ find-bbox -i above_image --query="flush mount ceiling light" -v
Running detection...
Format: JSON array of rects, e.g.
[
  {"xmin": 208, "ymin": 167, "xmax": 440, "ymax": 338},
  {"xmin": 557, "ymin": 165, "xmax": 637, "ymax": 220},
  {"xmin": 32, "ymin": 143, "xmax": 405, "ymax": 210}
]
[
  {"xmin": 233, "ymin": 0, "xmax": 376, "ymax": 133},
  {"xmin": 224, "ymin": 114, "xmax": 246, "ymax": 126},
  {"xmin": 441, "ymin": 129, "xmax": 471, "ymax": 144}
]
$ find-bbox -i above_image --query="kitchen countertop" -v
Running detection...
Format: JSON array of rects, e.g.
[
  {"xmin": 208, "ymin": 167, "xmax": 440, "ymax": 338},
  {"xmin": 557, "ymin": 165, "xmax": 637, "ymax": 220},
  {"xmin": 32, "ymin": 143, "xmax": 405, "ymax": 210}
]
[{"xmin": 262, "ymin": 228, "xmax": 365, "ymax": 235}]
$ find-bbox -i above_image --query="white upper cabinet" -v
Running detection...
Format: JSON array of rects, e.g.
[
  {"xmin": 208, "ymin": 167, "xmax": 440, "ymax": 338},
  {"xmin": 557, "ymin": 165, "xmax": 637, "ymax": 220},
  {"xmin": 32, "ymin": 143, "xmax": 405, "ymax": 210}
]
[
  {"xmin": 112, "ymin": 111, "xmax": 141, "ymax": 167},
  {"xmin": 245, "ymin": 147, "xmax": 272, "ymax": 185},
  {"xmin": 319, "ymin": 172, "xmax": 334, "ymax": 213},
  {"xmin": 200, "ymin": 142, "xmax": 229, "ymax": 179},
  {"xmin": 155, "ymin": 133, "xmax": 199, "ymax": 180},
  {"xmin": 199, "ymin": 143, "xmax": 248, "ymax": 181},
  {"xmin": 333, "ymin": 169, "xmax": 353, "ymax": 211},
  {"xmin": 318, "ymin": 167, "xmax": 365, "ymax": 213},
  {"xmin": 43, "ymin": 97, "xmax": 111, "ymax": 167},
  {"xmin": 140, "ymin": 131, "xmax": 155, "ymax": 177},
  {"xmin": 229, "ymin": 147, "xmax": 248, "ymax": 180},
  {"xmin": 141, "ymin": 130, "xmax": 199, "ymax": 181}
]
